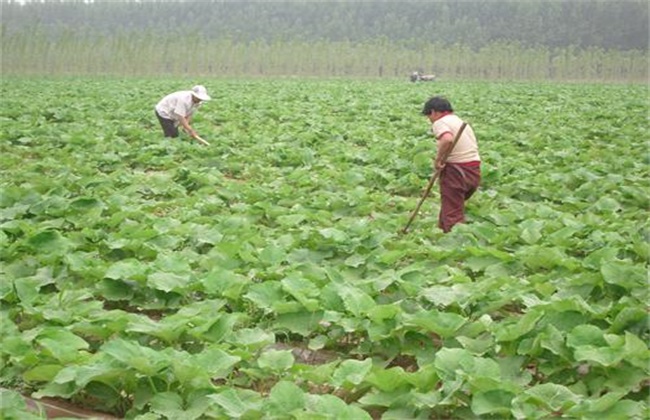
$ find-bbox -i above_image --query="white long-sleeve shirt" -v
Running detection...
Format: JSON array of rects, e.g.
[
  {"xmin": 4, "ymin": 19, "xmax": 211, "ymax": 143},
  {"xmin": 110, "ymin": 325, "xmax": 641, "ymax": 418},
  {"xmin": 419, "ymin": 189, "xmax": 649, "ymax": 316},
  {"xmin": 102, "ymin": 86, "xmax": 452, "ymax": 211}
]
[{"xmin": 155, "ymin": 91, "xmax": 200, "ymax": 123}]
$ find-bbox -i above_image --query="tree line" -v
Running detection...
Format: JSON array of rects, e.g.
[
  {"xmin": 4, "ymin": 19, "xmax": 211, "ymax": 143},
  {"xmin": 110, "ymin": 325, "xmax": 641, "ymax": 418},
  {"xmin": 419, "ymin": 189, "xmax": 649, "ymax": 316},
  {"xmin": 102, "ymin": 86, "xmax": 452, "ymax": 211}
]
[
  {"xmin": 1, "ymin": 0, "xmax": 648, "ymax": 82},
  {"xmin": 3, "ymin": 1, "xmax": 648, "ymax": 51}
]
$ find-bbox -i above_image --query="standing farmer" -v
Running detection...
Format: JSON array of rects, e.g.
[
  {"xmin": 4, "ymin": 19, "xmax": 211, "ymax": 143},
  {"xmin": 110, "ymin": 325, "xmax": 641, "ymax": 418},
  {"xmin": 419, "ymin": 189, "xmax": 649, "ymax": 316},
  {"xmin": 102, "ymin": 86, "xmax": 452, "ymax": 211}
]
[
  {"xmin": 422, "ymin": 96, "xmax": 480, "ymax": 233},
  {"xmin": 155, "ymin": 85, "xmax": 211, "ymax": 142}
]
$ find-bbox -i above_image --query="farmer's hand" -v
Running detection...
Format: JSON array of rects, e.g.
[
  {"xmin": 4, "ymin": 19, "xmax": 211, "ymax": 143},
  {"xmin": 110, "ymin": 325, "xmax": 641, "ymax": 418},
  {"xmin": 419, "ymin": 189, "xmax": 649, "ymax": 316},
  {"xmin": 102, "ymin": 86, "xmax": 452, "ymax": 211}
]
[
  {"xmin": 178, "ymin": 116, "xmax": 197, "ymax": 138},
  {"xmin": 182, "ymin": 126, "xmax": 198, "ymax": 139},
  {"xmin": 433, "ymin": 157, "xmax": 445, "ymax": 171}
]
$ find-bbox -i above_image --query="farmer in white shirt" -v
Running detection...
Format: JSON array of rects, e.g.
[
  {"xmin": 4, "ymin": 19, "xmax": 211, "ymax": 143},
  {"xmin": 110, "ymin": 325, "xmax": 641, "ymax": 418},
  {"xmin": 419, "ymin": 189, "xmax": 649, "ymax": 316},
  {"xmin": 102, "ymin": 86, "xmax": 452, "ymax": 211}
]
[{"xmin": 155, "ymin": 85, "xmax": 211, "ymax": 141}]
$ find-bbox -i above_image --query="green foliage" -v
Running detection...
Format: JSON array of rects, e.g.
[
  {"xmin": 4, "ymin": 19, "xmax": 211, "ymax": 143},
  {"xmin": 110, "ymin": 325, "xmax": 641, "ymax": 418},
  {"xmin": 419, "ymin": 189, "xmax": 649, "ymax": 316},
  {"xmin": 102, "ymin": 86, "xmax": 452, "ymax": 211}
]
[
  {"xmin": 0, "ymin": 78, "xmax": 648, "ymax": 419},
  {"xmin": 1, "ymin": 2, "xmax": 647, "ymax": 81},
  {"xmin": 2, "ymin": 1, "xmax": 648, "ymax": 51}
]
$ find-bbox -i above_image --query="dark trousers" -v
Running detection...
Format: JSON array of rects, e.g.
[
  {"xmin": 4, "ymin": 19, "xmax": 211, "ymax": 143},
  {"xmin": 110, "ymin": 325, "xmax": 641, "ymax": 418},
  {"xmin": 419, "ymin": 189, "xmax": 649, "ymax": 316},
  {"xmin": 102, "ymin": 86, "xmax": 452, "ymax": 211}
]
[
  {"xmin": 438, "ymin": 163, "xmax": 481, "ymax": 233},
  {"xmin": 155, "ymin": 111, "xmax": 179, "ymax": 138}
]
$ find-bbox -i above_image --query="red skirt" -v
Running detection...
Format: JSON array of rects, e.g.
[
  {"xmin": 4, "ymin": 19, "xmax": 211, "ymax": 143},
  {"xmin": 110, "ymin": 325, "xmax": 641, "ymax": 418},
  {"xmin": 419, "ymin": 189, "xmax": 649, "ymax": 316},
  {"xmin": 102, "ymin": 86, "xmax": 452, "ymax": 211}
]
[{"xmin": 438, "ymin": 163, "xmax": 481, "ymax": 232}]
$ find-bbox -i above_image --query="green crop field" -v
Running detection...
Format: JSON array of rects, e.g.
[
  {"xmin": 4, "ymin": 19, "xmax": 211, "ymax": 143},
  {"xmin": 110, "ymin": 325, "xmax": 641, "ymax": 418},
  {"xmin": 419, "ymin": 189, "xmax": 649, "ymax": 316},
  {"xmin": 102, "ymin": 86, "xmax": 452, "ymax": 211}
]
[{"xmin": 1, "ymin": 77, "xmax": 648, "ymax": 419}]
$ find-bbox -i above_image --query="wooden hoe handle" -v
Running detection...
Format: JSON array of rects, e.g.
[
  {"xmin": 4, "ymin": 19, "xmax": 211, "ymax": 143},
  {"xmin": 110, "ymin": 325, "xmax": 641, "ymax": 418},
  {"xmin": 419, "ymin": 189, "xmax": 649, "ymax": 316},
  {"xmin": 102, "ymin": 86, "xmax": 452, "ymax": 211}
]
[{"xmin": 194, "ymin": 135, "xmax": 210, "ymax": 146}]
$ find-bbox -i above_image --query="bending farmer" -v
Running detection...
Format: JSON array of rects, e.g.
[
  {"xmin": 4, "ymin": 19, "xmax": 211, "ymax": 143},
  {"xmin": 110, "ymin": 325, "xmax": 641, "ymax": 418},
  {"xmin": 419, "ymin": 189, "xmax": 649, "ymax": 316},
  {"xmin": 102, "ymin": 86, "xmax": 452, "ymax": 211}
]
[
  {"xmin": 422, "ymin": 96, "xmax": 481, "ymax": 233},
  {"xmin": 155, "ymin": 85, "xmax": 211, "ymax": 141}
]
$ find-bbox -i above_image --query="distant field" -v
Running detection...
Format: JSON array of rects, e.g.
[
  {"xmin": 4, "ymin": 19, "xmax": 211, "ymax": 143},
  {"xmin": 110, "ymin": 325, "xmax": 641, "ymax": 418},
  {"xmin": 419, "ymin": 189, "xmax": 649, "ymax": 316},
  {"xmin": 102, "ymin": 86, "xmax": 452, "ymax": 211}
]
[{"xmin": 1, "ymin": 78, "xmax": 648, "ymax": 419}]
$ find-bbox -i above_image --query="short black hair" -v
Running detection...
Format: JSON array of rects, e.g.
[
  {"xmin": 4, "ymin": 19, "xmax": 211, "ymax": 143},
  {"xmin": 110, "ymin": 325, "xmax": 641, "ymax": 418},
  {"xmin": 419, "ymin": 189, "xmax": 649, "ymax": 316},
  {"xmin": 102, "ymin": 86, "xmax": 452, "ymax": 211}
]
[{"xmin": 421, "ymin": 96, "xmax": 453, "ymax": 115}]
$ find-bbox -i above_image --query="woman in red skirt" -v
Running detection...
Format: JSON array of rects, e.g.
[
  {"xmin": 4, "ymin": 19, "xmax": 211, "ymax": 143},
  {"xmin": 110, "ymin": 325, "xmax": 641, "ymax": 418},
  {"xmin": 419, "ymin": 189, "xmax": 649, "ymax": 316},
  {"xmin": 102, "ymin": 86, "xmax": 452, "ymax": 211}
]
[{"xmin": 421, "ymin": 96, "xmax": 481, "ymax": 233}]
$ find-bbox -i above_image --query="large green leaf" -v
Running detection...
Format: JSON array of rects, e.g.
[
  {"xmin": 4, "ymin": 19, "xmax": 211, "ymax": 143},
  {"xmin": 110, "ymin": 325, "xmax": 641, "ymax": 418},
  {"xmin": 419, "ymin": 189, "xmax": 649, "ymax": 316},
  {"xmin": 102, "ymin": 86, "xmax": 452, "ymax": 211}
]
[
  {"xmin": 336, "ymin": 284, "xmax": 376, "ymax": 317},
  {"xmin": 27, "ymin": 229, "xmax": 72, "ymax": 254},
  {"xmin": 331, "ymin": 358, "xmax": 372, "ymax": 387},
  {"xmin": 434, "ymin": 348, "xmax": 500, "ymax": 383},
  {"xmin": 257, "ymin": 349, "xmax": 294, "ymax": 372},
  {"xmin": 493, "ymin": 310, "xmax": 544, "ymax": 342},
  {"xmin": 275, "ymin": 311, "xmax": 324, "ymax": 336},
  {"xmin": 228, "ymin": 328, "xmax": 275, "ymax": 350},
  {"xmin": 13, "ymin": 268, "xmax": 57, "ymax": 305},
  {"xmin": 281, "ymin": 274, "xmax": 321, "ymax": 311},
  {"xmin": 259, "ymin": 244, "xmax": 286, "ymax": 266},
  {"xmin": 149, "ymin": 391, "xmax": 210, "ymax": 420},
  {"xmin": 36, "ymin": 328, "xmax": 89, "ymax": 364},
  {"xmin": 402, "ymin": 309, "xmax": 467, "ymax": 338},
  {"xmin": 520, "ymin": 383, "xmax": 580, "ymax": 412},
  {"xmin": 147, "ymin": 271, "xmax": 191, "ymax": 293},
  {"xmin": 266, "ymin": 381, "xmax": 306, "ymax": 416},
  {"xmin": 306, "ymin": 393, "xmax": 372, "ymax": 419},
  {"xmin": 364, "ymin": 366, "xmax": 408, "ymax": 392},
  {"xmin": 600, "ymin": 260, "xmax": 646, "ymax": 290},
  {"xmin": 101, "ymin": 338, "xmax": 169, "ymax": 376},
  {"xmin": 471, "ymin": 390, "xmax": 515, "ymax": 416},
  {"xmin": 200, "ymin": 267, "xmax": 248, "ymax": 299},
  {"xmin": 208, "ymin": 388, "xmax": 263, "ymax": 418},
  {"xmin": 0, "ymin": 388, "xmax": 43, "ymax": 420},
  {"xmin": 244, "ymin": 281, "xmax": 285, "ymax": 312},
  {"xmin": 104, "ymin": 259, "xmax": 148, "ymax": 281}
]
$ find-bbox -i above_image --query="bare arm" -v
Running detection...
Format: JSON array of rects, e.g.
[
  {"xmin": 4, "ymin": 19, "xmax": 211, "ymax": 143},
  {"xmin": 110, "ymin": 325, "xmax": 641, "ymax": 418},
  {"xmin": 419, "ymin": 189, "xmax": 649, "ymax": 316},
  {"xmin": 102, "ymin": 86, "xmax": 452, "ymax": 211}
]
[
  {"xmin": 177, "ymin": 115, "xmax": 198, "ymax": 139},
  {"xmin": 435, "ymin": 132, "xmax": 454, "ymax": 170}
]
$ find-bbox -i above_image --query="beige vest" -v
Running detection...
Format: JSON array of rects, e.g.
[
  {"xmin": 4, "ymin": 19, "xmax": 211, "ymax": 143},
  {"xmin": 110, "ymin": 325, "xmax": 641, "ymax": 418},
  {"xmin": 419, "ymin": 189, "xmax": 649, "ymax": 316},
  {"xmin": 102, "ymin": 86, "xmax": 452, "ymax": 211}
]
[{"xmin": 432, "ymin": 114, "xmax": 480, "ymax": 163}]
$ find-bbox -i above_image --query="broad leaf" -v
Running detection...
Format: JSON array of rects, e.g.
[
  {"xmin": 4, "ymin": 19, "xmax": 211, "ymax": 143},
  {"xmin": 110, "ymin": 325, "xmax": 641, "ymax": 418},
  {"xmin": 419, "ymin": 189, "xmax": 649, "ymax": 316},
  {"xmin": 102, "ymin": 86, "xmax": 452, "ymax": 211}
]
[
  {"xmin": 266, "ymin": 381, "xmax": 305, "ymax": 415},
  {"xmin": 257, "ymin": 349, "xmax": 295, "ymax": 372},
  {"xmin": 331, "ymin": 358, "xmax": 372, "ymax": 387}
]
